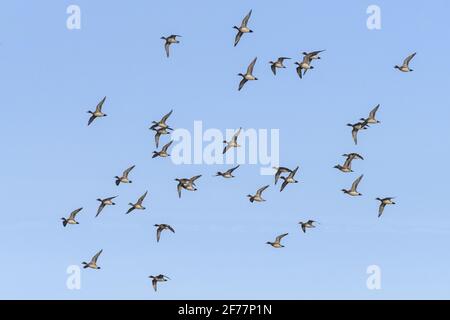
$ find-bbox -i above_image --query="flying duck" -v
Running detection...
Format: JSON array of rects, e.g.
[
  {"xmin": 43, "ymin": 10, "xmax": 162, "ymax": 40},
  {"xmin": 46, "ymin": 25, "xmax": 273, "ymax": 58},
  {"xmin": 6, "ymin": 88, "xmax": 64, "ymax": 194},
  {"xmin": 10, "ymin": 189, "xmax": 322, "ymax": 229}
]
[
  {"xmin": 376, "ymin": 197, "xmax": 396, "ymax": 217},
  {"xmin": 126, "ymin": 191, "xmax": 148, "ymax": 214},
  {"xmin": 395, "ymin": 52, "xmax": 416, "ymax": 72},
  {"xmin": 61, "ymin": 207, "xmax": 82, "ymax": 227},
  {"xmin": 266, "ymin": 233, "xmax": 288, "ymax": 248},
  {"xmin": 299, "ymin": 220, "xmax": 317, "ymax": 233},
  {"xmin": 161, "ymin": 35, "xmax": 181, "ymax": 57},
  {"xmin": 302, "ymin": 50, "xmax": 325, "ymax": 60},
  {"xmin": 247, "ymin": 185, "xmax": 269, "ymax": 203},
  {"xmin": 334, "ymin": 153, "xmax": 362, "ymax": 173},
  {"xmin": 342, "ymin": 174, "xmax": 364, "ymax": 196},
  {"xmin": 294, "ymin": 55, "xmax": 313, "ymax": 79},
  {"xmin": 233, "ymin": 10, "xmax": 253, "ymax": 46},
  {"xmin": 347, "ymin": 120, "xmax": 369, "ymax": 145},
  {"xmin": 361, "ymin": 104, "xmax": 381, "ymax": 124},
  {"xmin": 238, "ymin": 57, "xmax": 258, "ymax": 90},
  {"xmin": 215, "ymin": 165, "xmax": 240, "ymax": 178},
  {"xmin": 149, "ymin": 274, "xmax": 170, "ymax": 292},
  {"xmin": 115, "ymin": 165, "xmax": 135, "ymax": 186},
  {"xmin": 152, "ymin": 127, "xmax": 171, "ymax": 148},
  {"xmin": 175, "ymin": 175, "xmax": 202, "ymax": 198},
  {"xmin": 269, "ymin": 57, "xmax": 290, "ymax": 75},
  {"xmin": 223, "ymin": 128, "xmax": 242, "ymax": 154},
  {"xmin": 154, "ymin": 224, "xmax": 175, "ymax": 242},
  {"xmin": 153, "ymin": 140, "xmax": 173, "ymax": 158},
  {"xmin": 273, "ymin": 166, "xmax": 292, "ymax": 185},
  {"xmin": 82, "ymin": 249, "xmax": 103, "ymax": 269},
  {"xmin": 87, "ymin": 96, "xmax": 107, "ymax": 126},
  {"xmin": 280, "ymin": 166, "xmax": 299, "ymax": 192},
  {"xmin": 95, "ymin": 196, "xmax": 117, "ymax": 217},
  {"xmin": 150, "ymin": 110, "xmax": 173, "ymax": 131},
  {"xmin": 342, "ymin": 153, "xmax": 364, "ymax": 160}
]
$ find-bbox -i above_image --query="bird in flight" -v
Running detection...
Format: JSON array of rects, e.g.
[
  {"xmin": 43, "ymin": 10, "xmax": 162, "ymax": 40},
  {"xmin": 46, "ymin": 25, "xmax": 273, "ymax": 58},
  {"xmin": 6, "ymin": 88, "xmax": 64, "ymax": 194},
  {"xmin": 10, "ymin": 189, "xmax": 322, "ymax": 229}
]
[
  {"xmin": 273, "ymin": 167, "xmax": 293, "ymax": 185},
  {"xmin": 334, "ymin": 153, "xmax": 363, "ymax": 173},
  {"xmin": 149, "ymin": 274, "xmax": 170, "ymax": 292},
  {"xmin": 175, "ymin": 175, "xmax": 202, "ymax": 198},
  {"xmin": 269, "ymin": 57, "xmax": 290, "ymax": 75},
  {"xmin": 115, "ymin": 165, "xmax": 135, "ymax": 186},
  {"xmin": 223, "ymin": 128, "xmax": 242, "ymax": 154},
  {"xmin": 161, "ymin": 35, "xmax": 181, "ymax": 57},
  {"xmin": 347, "ymin": 120, "xmax": 369, "ymax": 145},
  {"xmin": 247, "ymin": 185, "xmax": 269, "ymax": 203},
  {"xmin": 266, "ymin": 233, "xmax": 288, "ymax": 248},
  {"xmin": 294, "ymin": 55, "xmax": 314, "ymax": 79},
  {"xmin": 82, "ymin": 249, "xmax": 103, "ymax": 270},
  {"xmin": 154, "ymin": 224, "xmax": 175, "ymax": 242},
  {"xmin": 126, "ymin": 191, "xmax": 148, "ymax": 214},
  {"xmin": 152, "ymin": 127, "xmax": 171, "ymax": 148},
  {"xmin": 280, "ymin": 166, "xmax": 299, "ymax": 192},
  {"xmin": 61, "ymin": 207, "xmax": 82, "ymax": 227},
  {"xmin": 150, "ymin": 110, "xmax": 174, "ymax": 131},
  {"xmin": 153, "ymin": 140, "xmax": 173, "ymax": 158},
  {"xmin": 95, "ymin": 196, "xmax": 117, "ymax": 218},
  {"xmin": 238, "ymin": 57, "xmax": 258, "ymax": 90},
  {"xmin": 87, "ymin": 96, "xmax": 107, "ymax": 126},
  {"xmin": 215, "ymin": 165, "xmax": 240, "ymax": 178},
  {"xmin": 361, "ymin": 104, "xmax": 381, "ymax": 124},
  {"xmin": 395, "ymin": 52, "xmax": 416, "ymax": 72},
  {"xmin": 299, "ymin": 220, "xmax": 317, "ymax": 233},
  {"xmin": 342, "ymin": 174, "xmax": 364, "ymax": 196},
  {"xmin": 376, "ymin": 197, "xmax": 396, "ymax": 217},
  {"xmin": 233, "ymin": 10, "xmax": 253, "ymax": 46},
  {"xmin": 302, "ymin": 50, "xmax": 325, "ymax": 61}
]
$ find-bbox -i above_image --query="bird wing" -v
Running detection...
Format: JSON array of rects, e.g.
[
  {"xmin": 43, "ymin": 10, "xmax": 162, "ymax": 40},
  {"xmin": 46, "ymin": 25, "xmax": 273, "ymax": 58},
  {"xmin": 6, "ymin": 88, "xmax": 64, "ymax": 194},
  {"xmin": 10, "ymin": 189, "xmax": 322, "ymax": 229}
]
[
  {"xmin": 257, "ymin": 185, "xmax": 269, "ymax": 195},
  {"xmin": 403, "ymin": 52, "xmax": 416, "ymax": 66},
  {"xmin": 69, "ymin": 207, "xmax": 83, "ymax": 219},
  {"xmin": 87, "ymin": 114, "xmax": 96, "ymax": 126},
  {"xmin": 156, "ymin": 227, "xmax": 162, "ymax": 242},
  {"xmin": 378, "ymin": 203, "xmax": 386, "ymax": 217},
  {"xmin": 343, "ymin": 156, "xmax": 353, "ymax": 169},
  {"xmin": 167, "ymin": 225, "xmax": 175, "ymax": 233},
  {"xmin": 275, "ymin": 233, "xmax": 288, "ymax": 242},
  {"xmin": 238, "ymin": 78, "xmax": 247, "ymax": 91},
  {"xmin": 164, "ymin": 41, "xmax": 170, "ymax": 57},
  {"xmin": 229, "ymin": 165, "xmax": 240, "ymax": 173},
  {"xmin": 232, "ymin": 127, "xmax": 242, "ymax": 142},
  {"xmin": 126, "ymin": 206, "xmax": 135, "ymax": 214},
  {"xmin": 270, "ymin": 63, "xmax": 276, "ymax": 75},
  {"xmin": 96, "ymin": 203, "xmax": 105, "ymax": 217},
  {"xmin": 177, "ymin": 182, "xmax": 182, "ymax": 198},
  {"xmin": 369, "ymin": 104, "xmax": 380, "ymax": 119},
  {"xmin": 280, "ymin": 179, "xmax": 288, "ymax": 192},
  {"xmin": 155, "ymin": 131, "xmax": 162, "ymax": 148},
  {"xmin": 123, "ymin": 165, "xmax": 135, "ymax": 177},
  {"xmin": 162, "ymin": 140, "xmax": 173, "ymax": 152},
  {"xmin": 105, "ymin": 196, "xmax": 117, "ymax": 201},
  {"xmin": 241, "ymin": 9, "xmax": 252, "ymax": 27},
  {"xmin": 351, "ymin": 127, "xmax": 358, "ymax": 145},
  {"xmin": 190, "ymin": 175, "xmax": 202, "ymax": 182},
  {"xmin": 152, "ymin": 278, "xmax": 158, "ymax": 291},
  {"xmin": 296, "ymin": 66, "xmax": 303, "ymax": 79},
  {"xmin": 290, "ymin": 166, "xmax": 299, "ymax": 177},
  {"xmin": 234, "ymin": 31, "xmax": 243, "ymax": 47},
  {"xmin": 92, "ymin": 249, "xmax": 103, "ymax": 263},
  {"xmin": 351, "ymin": 175, "xmax": 364, "ymax": 191},
  {"xmin": 95, "ymin": 96, "xmax": 106, "ymax": 112},
  {"xmin": 161, "ymin": 109, "xmax": 173, "ymax": 123},
  {"xmin": 247, "ymin": 57, "xmax": 257, "ymax": 74},
  {"xmin": 137, "ymin": 191, "xmax": 148, "ymax": 204}
]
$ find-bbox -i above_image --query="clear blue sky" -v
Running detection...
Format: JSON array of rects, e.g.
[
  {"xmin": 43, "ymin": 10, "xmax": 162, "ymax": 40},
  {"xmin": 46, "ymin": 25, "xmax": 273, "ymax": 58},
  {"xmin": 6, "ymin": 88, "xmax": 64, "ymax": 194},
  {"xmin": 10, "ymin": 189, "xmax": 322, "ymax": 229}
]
[{"xmin": 1, "ymin": 0, "xmax": 450, "ymax": 299}]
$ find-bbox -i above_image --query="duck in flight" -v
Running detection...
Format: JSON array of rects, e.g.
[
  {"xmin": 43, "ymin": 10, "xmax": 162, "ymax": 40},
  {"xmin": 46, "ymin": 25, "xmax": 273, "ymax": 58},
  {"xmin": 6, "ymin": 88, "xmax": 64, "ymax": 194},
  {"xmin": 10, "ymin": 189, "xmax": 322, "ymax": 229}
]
[
  {"xmin": 126, "ymin": 191, "xmax": 148, "ymax": 214},
  {"xmin": 161, "ymin": 35, "xmax": 181, "ymax": 57},
  {"xmin": 152, "ymin": 127, "xmax": 171, "ymax": 148},
  {"xmin": 273, "ymin": 167, "xmax": 292, "ymax": 185},
  {"xmin": 395, "ymin": 52, "xmax": 416, "ymax": 72},
  {"xmin": 149, "ymin": 274, "xmax": 170, "ymax": 292},
  {"xmin": 153, "ymin": 140, "xmax": 173, "ymax": 158},
  {"xmin": 175, "ymin": 175, "xmax": 202, "ymax": 198},
  {"xmin": 150, "ymin": 110, "xmax": 173, "ymax": 131},
  {"xmin": 87, "ymin": 96, "xmax": 107, "ymax": 126},
  {"xmin": 154, "ymin": 224, "xmax": 175, "ymax": 242},
  {"xmin": 233, "ymin": 10, "xmax": 253, "ymax": 46},
  {"xmin": 115, "ymin": 165, "xmax": 135, "ymax": 186},
  {"xmin": 61, "ymin": 207, "xmax": 82, "ymax": 227},
  {"xmin": 361, "ymin": 104, "xmax": 381, "ymax": 124},
  {"xmin": 299, "ymin": 220, "xmax": 317, "ymax": 233},
  {"xmin": 376, "ymin": 197, "xmax": 396, "ymax": 217},
  {"xmin": 280, "ymin": 166, "xmax": 299, "ymax": 192},
  {"xmin": 347, "ymin": 120, "xmax": 369, "ymax": 145},
  {"xmin": 334, "ymin": 153, "xmax": 363, "ymax": 173},
  {"xmin": 238, "ymin": 57, "xmax": 258, "ymax": 90},
  {"xmin": 247, "ymin": 185, "xmax": 269, "ymax": 203},
  {"xmin": 96, "ymin": 196, "xmax": 117, "ymax": 217},
  {"xmin": 269, "ymin": 57, "xmax": 290, "ymax": 75},
  {"xmin": 223, "ymin": 128, "xmax": 242, "ymax": 154},
  {"xmin": 342, "ymin": 174, "xmax": 364, "ymax": 196},
  {"xmin": 215, "ymin": 165, "xmax": 240, "ymax": 178},
  {"xmin": 294, "ymin": 55, "xmax": 313, "ymax": 79},
  {"xmin": 82, "ymin": 249, "xmax": 103, "ymax": 269},
  {"xmin": 266, "ymin": 233, "xmax": 288, "ymax": 248},
  {"xmin": 302, "ymin": 50, "xmax": 325, "ymax": 60}
]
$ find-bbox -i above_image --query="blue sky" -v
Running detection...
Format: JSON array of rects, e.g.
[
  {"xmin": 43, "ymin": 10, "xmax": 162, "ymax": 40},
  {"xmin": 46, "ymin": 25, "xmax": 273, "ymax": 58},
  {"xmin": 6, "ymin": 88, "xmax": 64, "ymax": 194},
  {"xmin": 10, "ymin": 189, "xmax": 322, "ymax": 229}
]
[{"xmin": 1, "ymin": 0, "xmax": 450, "ymax": 299}]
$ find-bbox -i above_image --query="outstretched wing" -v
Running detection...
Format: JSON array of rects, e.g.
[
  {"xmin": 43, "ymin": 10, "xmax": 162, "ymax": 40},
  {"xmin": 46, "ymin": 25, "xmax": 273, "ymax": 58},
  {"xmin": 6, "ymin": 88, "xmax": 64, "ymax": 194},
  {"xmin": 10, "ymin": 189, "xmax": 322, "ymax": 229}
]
[
  {"xmin": 69, "ymin": 207, "xmax": 83, "ymax": 219},
  {"xmin": 270, "ymin": 63, "xmax": 276, "ymax": 75},
  {"xmin": 275, "ymin": 233, "xmax": 288, "ymax": 242},
  {"xmin": 95, "ymin": 96, "xmax": 106, "ymax": 112},
  {"xmin": 352, "ymin": 175, "xmax": 364, "ymax": 190},
  {"xmin": 92, "ymin": 249, "xmax": 103, "ymax": 263},
  {"xmin": 164, "ymin": 41, "xmax": 170, "ymax": 57},
  {"xmin": 238, "ymin": 78, "xmax": 247, "ymax": 91},
  {"xmin": 87, "ymin": 114, "xmax": 96, "ymax": 126},
  {"xmin": 257, "ymin": 185, "xmax": 269, "ymax": 195},
  {"xmin": 162, "ymin": 140, "xmax": 173, "ymax": 152},
  {"xmin": 96, "ymin": 203, "xmax": 105, "ymax": 217},
  {"xmin": 403, "ymin": 52, "xmax": 416, "ymax": 66},
  {"xmin": 280, "ymin": 179, "xmax": 288, "ymax": 192},
  {"xmin": 161, "ymin": 110, "xmax": 173, "ymax": 123},
  {"xmin": 123, "ymin": 165, "xmax": 135, "ymax": 177},
  {"xmin": 234, "ymin": 30, "xmax": 243, "ymax": 47},
  {"xmin": 137, "ymin": 191, "xmax": 148, "ymax": 204},
  {"xmin": 241, "ymin": 9, "xmax": 252, "ymax": 27},
  {"xmin": 247, "ymin": 57, "xmax": 257, "ymax": 74},
  {"xmin": 369, "ymin": 104, "xmax": 380, "ymax": 119}
]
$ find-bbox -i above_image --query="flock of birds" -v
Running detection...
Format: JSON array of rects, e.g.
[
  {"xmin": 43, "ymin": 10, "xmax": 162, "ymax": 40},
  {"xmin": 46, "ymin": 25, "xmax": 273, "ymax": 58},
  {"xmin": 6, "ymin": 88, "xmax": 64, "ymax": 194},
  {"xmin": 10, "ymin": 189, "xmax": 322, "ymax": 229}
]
[{"xmin": 62, "ymin": 9, "xmax": 416, "ymax": 293}]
